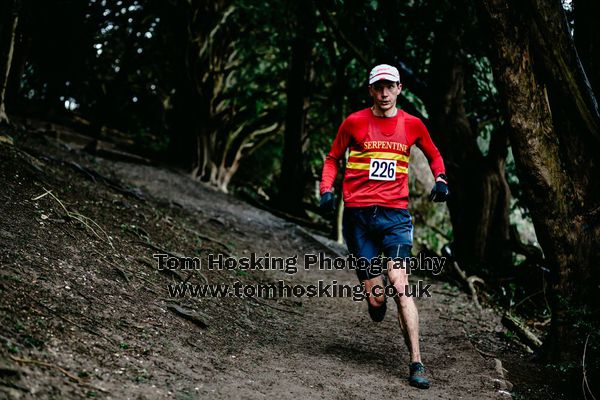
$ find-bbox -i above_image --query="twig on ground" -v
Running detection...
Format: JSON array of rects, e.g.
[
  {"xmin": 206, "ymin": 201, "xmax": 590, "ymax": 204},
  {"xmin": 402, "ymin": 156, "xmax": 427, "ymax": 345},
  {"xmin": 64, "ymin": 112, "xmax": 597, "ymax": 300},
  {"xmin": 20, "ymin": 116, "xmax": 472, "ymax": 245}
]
[
  {"xmin": 42, "ymin": 156, "xmax": 146, "ymax": 201},
  {"xmin": 532, "ymin": 318, "xmax": 551, "ymax": 328},
  {"xmin": 132, "ymin": 242, "xmax": 199, "ymax": 282},
  {"xmin": 180, "ymin": 225, "xmax": 233, "ymax": 254},
  {"xmin": 196, "ymin": 233, "xmax": 233, "ymax": 254},
  {"xmin": 8, "ymin": 355, "xmax": 108, "ymax": 393},
  {"xmin": 85, "ymin": 254, "xmax": 131, "ymax": 294},
  {"xmin": 452, "ymin": 260, "xmax": 484, "ymax": 309},
  {"xmin": 459, "ymin": 325, "xmax": 498, "ymax": 359},
  {"xmin": 501, "ymin": 313, "xmax": 542, "ymax": 350},
  {"xmin": 113, "ymin": 266, "xmax": 130, "ymax": 283},
  {"xmin": 132, "ymin": 240, "xmax": 183, "ymax": 258},
  {"xmin": 474, "ymin": 346, "xmax": 496, "ymax": 358},
  {"xmin": 32, "ymin": 188, "xmax": 114, "ymax": 250},
  {"xmin": 72, "ymin": 288, "xmax": 95, "ymax": 304},
  {"xmin": 439, "ymin": 315, "xmax": 465, "ymax": 323},
  {"xmin": 8, "ymin": 284, "xmax": 110, "ymax": 342},
  {"xmin": 133, "ymin": 256, "xmax": 154, "ymax": 268},
  {"xmin": 166, "ymin": 303, "xmax": 209, "ymax": 329},
  {"xmin": 130, "ymin": 258, "xmax": 167, "ymax": 291},
  {"xmin": 121, "ymin": 224, "xmax": 151, "ymax": 242},
  {"xmin": 25, "ymin": 294, "xmax": 102, "ymax": 338},
  {"xmin": 181, "ymin": 270, "xmax": 208, "ymax": 285},
  {"xmin": 143, "ymin": 286, "xmax": 159, "ymax": 295}
]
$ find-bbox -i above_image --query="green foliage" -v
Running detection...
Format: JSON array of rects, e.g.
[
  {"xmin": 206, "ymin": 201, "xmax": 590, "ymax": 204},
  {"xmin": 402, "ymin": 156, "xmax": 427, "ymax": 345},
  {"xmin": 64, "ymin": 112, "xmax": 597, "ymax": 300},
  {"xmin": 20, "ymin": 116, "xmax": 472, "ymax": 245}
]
[
  {"xmin": 14, "ymin": 0, "xmax": 525, "ymax": 209},
  {"xmin": 12, "ymin": 0, "xmax": 526, "ymax": 202}
]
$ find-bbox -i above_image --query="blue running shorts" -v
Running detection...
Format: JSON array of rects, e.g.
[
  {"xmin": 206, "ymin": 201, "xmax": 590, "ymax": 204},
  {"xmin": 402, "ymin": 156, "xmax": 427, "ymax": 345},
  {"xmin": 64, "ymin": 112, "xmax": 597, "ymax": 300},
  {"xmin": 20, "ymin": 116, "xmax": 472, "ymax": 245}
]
[{"xmin": 342, "ymin": 206, "xmax": 413, "ymax": 281}]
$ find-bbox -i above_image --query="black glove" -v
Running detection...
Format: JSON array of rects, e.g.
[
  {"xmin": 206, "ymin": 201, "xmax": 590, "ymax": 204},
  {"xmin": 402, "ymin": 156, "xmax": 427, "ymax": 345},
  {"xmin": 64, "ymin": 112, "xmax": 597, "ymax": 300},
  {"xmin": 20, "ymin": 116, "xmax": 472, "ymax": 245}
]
[
  {"xmin": 320, "ymin": 191, "xmax": 336, "ymax": 216},
  {"xmin": 429, "ymin": 174, "xmax": 449, "ymax": 202}
]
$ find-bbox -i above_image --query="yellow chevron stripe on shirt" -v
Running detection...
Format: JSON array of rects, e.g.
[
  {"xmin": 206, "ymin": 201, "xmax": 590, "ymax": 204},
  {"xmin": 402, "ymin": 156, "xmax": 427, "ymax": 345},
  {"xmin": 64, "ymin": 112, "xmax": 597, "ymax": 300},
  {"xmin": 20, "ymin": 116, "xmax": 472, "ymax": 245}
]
[
  {"xmin": 349, "ymin": 150, "xmax": 409, "ymax": 163},
  {"xmin": 346, "ymin": 162, "xmax": 408, "ymax": 174}
]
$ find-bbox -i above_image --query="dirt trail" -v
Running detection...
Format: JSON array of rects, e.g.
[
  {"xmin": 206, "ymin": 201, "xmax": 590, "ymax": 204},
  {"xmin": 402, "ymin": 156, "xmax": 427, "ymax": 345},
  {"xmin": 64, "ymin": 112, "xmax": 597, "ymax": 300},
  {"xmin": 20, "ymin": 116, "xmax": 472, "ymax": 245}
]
[
  {"xmin": 109, "ymin": 162, "xmax": 509, "ymax": 400},
  {"xmin": 0, "ymin": 133, "xmax": 515, "ymax": 399}
]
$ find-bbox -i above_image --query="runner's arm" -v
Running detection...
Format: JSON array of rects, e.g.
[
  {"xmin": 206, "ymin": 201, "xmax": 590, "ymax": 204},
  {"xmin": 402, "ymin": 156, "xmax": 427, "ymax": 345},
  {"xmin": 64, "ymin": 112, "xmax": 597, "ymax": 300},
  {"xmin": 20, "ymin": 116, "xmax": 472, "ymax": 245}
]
[
  {"xmin": 414, "ymin": 119, "xmax": 446, "ymax": 180},
  {"xmin": 320, "ymin": 120, "xmax": 351, "ymax": 195}
]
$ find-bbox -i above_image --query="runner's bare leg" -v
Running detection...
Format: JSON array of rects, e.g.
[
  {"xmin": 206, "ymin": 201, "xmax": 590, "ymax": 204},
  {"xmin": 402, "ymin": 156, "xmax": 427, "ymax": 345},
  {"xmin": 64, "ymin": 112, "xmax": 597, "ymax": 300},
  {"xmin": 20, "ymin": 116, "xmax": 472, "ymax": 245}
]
[
  {"xmin": 362, "ymin": 276, "xmax": 385, "ymax": 308},
  {"xmin": 387, "ymin": 259, "xmax": 421, "ymax": 363}
]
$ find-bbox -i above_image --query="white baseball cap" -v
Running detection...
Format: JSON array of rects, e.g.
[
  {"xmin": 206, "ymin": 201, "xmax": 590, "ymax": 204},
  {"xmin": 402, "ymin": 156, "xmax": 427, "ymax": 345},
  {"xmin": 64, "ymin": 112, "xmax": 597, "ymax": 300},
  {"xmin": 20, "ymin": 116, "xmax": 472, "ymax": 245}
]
[{"xmin": 368, "ymin": 64, "xmax": 400, "ymax": 85}]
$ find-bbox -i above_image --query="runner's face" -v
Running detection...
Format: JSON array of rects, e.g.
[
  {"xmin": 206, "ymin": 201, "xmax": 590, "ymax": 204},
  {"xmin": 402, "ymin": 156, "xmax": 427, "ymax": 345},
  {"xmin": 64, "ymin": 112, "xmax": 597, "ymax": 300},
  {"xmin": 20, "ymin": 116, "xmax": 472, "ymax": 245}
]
[{"xmin": 369, "ymin": 80, "xmax": 401, "ymax": 112}]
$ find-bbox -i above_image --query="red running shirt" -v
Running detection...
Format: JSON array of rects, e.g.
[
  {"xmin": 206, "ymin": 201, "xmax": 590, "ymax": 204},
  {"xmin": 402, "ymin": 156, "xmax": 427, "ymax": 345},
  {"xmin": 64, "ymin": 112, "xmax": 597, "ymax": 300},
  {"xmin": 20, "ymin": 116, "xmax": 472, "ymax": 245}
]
[{"xmin": 320, "ymin": 108, "xmax": 445, "ymax": 209}]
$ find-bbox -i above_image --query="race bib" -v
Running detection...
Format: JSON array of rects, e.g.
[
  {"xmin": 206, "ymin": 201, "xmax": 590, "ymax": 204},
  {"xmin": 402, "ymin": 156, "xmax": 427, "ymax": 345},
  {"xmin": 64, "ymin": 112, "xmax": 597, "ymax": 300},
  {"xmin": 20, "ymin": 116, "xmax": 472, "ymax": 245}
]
[{"xmin": 369, "ymin": 158, "xmax": 396, "ymax": 181}]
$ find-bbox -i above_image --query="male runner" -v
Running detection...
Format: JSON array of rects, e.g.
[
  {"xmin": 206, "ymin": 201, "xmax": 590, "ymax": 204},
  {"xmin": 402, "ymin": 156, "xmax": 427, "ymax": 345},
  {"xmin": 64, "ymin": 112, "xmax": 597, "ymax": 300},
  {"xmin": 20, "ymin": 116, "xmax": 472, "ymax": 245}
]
[{"xmin": 319, "ymin": 64, "xmax": 449, "ymax": 389}]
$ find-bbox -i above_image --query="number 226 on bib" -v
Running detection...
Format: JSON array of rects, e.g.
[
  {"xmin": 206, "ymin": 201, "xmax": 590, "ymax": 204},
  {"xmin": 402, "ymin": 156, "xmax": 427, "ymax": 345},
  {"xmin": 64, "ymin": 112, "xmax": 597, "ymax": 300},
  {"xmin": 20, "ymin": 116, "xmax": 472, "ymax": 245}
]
[{"xmin": 369, "ymin": 158, "xmax": 396, "ymax": 181}]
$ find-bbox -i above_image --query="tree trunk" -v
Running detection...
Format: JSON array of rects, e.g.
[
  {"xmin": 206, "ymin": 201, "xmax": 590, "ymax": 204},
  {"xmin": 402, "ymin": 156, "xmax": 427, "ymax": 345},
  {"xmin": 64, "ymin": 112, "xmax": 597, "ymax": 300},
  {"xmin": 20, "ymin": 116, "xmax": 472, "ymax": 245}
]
[
  {"xmin": 481, "ymin": 0, "xmax": 600, "ymax": 362},
  {"xmin": 574, "ymin": 0, "xmax": 600, "ymax": 99},
  {"xmin": 427, "ymin": 5, "xmax": 512, "ymax": 274},
  {"xmin": 528, "ymin": 0, "xmax": 600, "ymax": 309},
  {"xmin": 277, "ymin": 1, "xmax": 315, "ymax": 216},
  {"xmin": 5, "ymin": 0, "xmax": 27, "ymax": 114},
  {"xmin": 0, "ymin": 0, "xmax": 19, "ymax": 125},
  {"xmin": 165, "ymin": 1, "xmax": 280, "ymax": 193},
  {"xmin": 211, "ymin": 119, "xmax": 279, "ymax": 193},
  {"xmin": 527, "ymin": 0, "xmax": 600, "ymax": 208}
]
